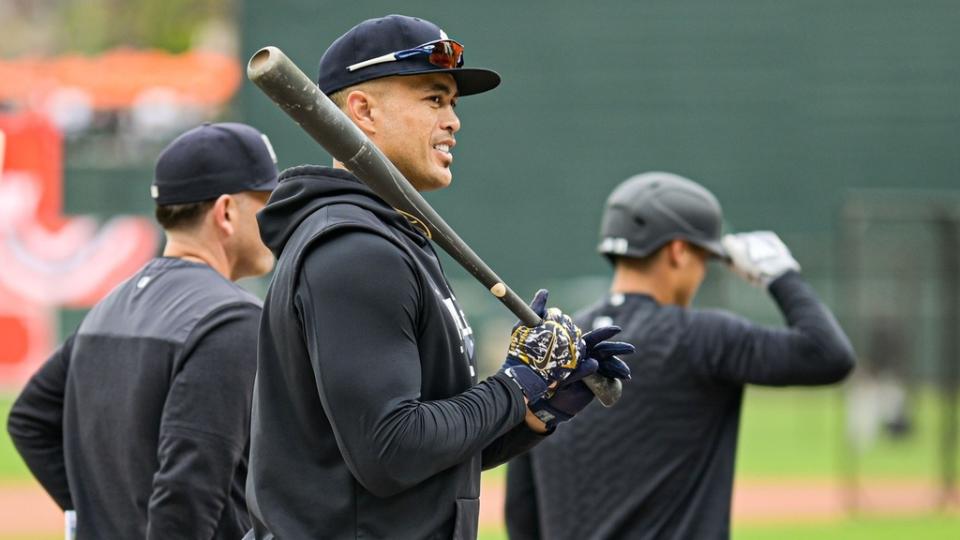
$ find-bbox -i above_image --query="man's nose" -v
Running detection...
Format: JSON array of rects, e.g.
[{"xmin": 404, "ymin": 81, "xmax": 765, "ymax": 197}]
[{"xmin": 440, "ymin": 107, "xmax": 461, "ymax": 134}]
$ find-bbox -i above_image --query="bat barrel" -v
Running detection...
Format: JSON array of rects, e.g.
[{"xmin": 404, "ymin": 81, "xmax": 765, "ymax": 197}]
[{"xmin": 248, "ymin": 47, "xmax": 364, "ymax": 161}]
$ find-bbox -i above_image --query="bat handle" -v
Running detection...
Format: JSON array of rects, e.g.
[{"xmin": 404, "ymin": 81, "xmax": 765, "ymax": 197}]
[
  {"xmin": 502, "ymin": 289, "xmax": 622, "ymax": 407},
  {"xmin": 582, "ymin": 374, "xmax": 622, "ymax": 408}
]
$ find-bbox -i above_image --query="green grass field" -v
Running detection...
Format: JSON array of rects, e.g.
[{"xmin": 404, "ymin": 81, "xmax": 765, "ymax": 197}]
[
  {"xmin": 0, "ymin": 394, "xmax": 31, "ymax": 483},
  {"xmin": 2, "ymin": 387, "xmax": 957, "ymax": 539},
  {"xmin": 477, "ymin": 515, "xmax": 960, "ymax": 540},
  {"xmin": 478, "ymin": 386, "xmax": 959, "ymax": 538},
  {"xmin": 736, "ymin": 385, "xmax": 958, "ymax": 479},
  {"xmin": 479, "ymin": 385, "xmax": 955, "ymax": 482}
]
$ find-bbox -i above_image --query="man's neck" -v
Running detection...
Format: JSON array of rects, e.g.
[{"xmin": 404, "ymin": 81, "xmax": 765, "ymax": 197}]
[
  {"xmin": 610, "ymin": 263, "xmax": 678, "ymax": 306},
  {"xmin": 163, "ymin": 235, "xmax": 232, "ymax": 280}
]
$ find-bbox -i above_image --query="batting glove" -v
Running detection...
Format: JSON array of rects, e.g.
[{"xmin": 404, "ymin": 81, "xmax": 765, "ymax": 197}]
[
  {"xmin": 529, "ymin": 326, "xmax": 634, "ymax": 429},
  {"xmin": 580, "ymin": 326, "xmax": 634, "ymax": 380},
  {"xmin": 722, "ymin": 231, "xmax": 800, "ymax": 289},
  {"xmin": 501, "ymin": 289, "xmax": 583, "ymax": 401}
]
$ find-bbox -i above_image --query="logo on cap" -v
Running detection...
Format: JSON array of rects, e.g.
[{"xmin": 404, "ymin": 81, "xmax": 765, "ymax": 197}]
[
  {"xmin": 260, "ymin": 134, "xmax": 278, "ymax": 164},
  {"xmin": 600, "ymin": 237, "xmax": 629, "ymax": 254},
  {"xmin": 150, "ymin": 185, "xmax": 159, "ymax": 199}
]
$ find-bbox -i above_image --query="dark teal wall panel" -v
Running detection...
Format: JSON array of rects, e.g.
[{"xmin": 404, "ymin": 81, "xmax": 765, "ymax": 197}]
[{"xmin": 239, "ymin": 1, "xmax": 960, "ymax": 295}]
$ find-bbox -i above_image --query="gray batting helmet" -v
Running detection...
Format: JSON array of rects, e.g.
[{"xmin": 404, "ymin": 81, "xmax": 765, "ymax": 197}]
[{"xmin": 598, "ymin": 172, "xmax": 727, "ymax": 261}]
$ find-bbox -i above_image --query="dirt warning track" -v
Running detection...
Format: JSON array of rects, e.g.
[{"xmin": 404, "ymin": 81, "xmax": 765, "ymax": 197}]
[{"xmin": 0, "ymin": 478, "xmax": 951, "ymax": 536}]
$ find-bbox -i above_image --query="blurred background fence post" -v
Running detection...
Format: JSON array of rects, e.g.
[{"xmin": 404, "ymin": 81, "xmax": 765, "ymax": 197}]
[{"xmin": 838, "ymin": 191, "xmax": 960, "ymax": 515}]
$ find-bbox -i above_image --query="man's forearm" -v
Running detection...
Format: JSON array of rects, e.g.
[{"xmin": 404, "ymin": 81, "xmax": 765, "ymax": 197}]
[
  {"xmin": 482, "ymin": 421, "xmax": 549, "ymax": 470},
  {"xmin": 7, "ymin": 341, "xmax": 74, "ymax": 510},
  {"xmin": 768, "ymin": 271, "xmax": 856, "ymax": 383},
  {"xmin": 481, "ymin": 375, "xmax": 551, "ymax": 470},
  {"xmin": 337, "ymin": 374, "xmax": 527, "ymax": 497},
  {"xmin": 8, "ymin": 439, "xmax": 72, "ymax": 510}
]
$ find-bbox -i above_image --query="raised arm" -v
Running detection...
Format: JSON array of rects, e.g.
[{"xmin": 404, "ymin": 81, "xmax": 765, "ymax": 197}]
[{"xmin": 700, "ymin": 232, "xmax": 855, "ymax": 385}]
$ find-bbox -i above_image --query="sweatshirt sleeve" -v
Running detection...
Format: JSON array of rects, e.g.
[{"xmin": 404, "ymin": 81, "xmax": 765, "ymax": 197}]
[
  {"xmin": 146, "ymin": 303, "xmax": 259, "ymax": 539},
  {"xmin": 296, "ymin": 231, "xmax": 527, "ymax": 498},
  {"xmin": 695, "ymin": 271, "xmax": 856, "ymax": 386},
  {"xmin": 481, "ymin": 421, "xmax": 549, "ymax": 470},
  {"xmin": 6, "ymin": 334, "xmax": 75, "ymax": 510}
]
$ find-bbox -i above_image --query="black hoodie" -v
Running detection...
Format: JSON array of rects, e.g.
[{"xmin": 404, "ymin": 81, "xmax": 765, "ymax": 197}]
[{"xmin": 247, "ymin": 166, "xmax": 543, "ymax": 540}]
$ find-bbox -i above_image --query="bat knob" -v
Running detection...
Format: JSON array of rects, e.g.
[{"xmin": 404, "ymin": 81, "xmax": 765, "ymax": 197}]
[{"xmin": 248, "ymin": 46, "xmax": 283, "ymax": 82}]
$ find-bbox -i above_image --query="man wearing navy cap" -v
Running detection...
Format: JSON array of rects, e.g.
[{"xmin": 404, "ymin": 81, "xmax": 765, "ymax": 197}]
[
  {"xmin": 246, "ymin": 14, "xmax": 632, "ymax": 540},
  {"xmin": 8, "ymin": 122, "xmax": 279, "ymax": 539}
]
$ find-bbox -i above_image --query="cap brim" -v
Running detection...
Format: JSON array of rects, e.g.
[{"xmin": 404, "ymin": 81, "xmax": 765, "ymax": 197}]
[
  {"xmin": 698, "ymin": 239, "xmax": 729, "ymax": 261},
  {"xmin": 248, "ymin": 175, "xmax": 280, "ymax": 193},
  {"xmin": 447, "ymin": 68, "xmax": 501, "ymax": 96},
  {"xmin": 393, "ymin": 67, "xmax": 501, "ymax": 96}
]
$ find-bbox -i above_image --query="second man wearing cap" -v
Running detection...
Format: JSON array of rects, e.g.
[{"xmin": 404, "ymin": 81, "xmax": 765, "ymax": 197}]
[{"xmin": 7, "ymin": 122, "xmax": 280, "ymax": 539}]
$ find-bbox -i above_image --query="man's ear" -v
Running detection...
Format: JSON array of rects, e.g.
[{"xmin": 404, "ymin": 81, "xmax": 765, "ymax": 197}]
[
  {"xmin": 345, "ymin": 89, "xmax": 376, "ymax": 136},
  {"xmin": 211, "ymin": 194, "xmax": 237, "ymax": 237},
  {"xmin": 667, "ymin": 240, "xmax": 687, "ymax": 268}
]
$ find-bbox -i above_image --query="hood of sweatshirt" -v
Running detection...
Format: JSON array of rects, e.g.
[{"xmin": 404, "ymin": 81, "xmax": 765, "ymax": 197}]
[{"xmin": 257, "ymin": 165, "xmax": 427, "ymax": 257}]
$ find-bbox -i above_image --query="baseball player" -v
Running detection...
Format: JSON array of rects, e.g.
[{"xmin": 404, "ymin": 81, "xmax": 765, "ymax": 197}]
[
  {"xmin": 505, "ymin": 172, "xmax": 855, "ymax": 540},
  {"xmin": 7, "ymin": 122, "xmax": 280, "ymax": 539},
  {"xmin": 244, "ymin": 14, "xmax": 632, "ymax": 540}
]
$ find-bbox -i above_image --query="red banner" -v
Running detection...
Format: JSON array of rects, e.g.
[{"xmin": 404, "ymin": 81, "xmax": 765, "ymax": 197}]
[{"xmin": 0, "ymin": 113, "xmax": 157, "ymax": 387}]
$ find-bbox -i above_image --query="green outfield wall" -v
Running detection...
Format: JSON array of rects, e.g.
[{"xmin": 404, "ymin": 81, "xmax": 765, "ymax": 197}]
[
  {"xmin": 238, "ymin": 1, "xmax": 960, "ymax": 294},
  {"xmin": 55, "ymin": 2, "xmax": 960, "ymax": 378}
]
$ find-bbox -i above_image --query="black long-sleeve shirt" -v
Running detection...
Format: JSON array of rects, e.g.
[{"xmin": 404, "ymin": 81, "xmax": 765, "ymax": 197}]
[
  {"xmin": 248, "ymin": 166, "xmax": 543, "ymax": 540},
  {"xmin": 7, "ymin": 258, "xmax": 260, "ymax": 540},
  {"xmin": 506, "ymin": 271, "xmax": 855, "ymax": 540}
]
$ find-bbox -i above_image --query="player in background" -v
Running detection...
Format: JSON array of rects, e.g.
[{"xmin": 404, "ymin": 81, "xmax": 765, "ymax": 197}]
[
  {"xmin": 244, "ymin": 14, "xmax": 632, "ymax": 540},
  {"xmin": 7, "ymin": 122, "xmax": 279, "ymax": 539},
  {"xmin": 505, "ymin": 171, "xmax": 855, "ymax": 540}
]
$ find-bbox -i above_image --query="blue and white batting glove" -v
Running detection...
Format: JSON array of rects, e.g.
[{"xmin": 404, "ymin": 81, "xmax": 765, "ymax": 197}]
[
  {"xmin": 500, "ymin": 289, "xmax": 584, "ymax": 401},
  {"xmin": 528, "ymin": 326, "xmax": 634, "ymax": 429}
]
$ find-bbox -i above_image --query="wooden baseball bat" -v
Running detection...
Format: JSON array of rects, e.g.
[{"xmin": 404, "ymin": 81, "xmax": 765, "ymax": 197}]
[{"xmin": 247, "ymin": 46, "xmax": 622, "ymax": 407}]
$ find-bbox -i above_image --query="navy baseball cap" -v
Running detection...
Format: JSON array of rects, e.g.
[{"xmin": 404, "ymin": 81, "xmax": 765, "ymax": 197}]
[
  {"xmin": 317, "ymin": 14, "xmax": 500, "ymax": 97},
  {"xmin": 152, "ymin": 122, "xmax": 280, "ymax": 205}
]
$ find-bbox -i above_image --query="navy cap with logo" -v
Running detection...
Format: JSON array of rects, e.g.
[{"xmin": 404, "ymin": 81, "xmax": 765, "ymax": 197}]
[
  {"xmin": 317, "ymin": 14, "xmax": 500, "ymax": 97},
  {"xmin": 152, "ymin": 122, "xmax": 280, "ymax": 206}
]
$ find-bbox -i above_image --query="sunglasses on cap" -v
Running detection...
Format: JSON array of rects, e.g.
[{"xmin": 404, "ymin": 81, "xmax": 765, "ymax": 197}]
[{"xmin": 346, "ymin": 39, "xmax": 465, "ymax": 72}]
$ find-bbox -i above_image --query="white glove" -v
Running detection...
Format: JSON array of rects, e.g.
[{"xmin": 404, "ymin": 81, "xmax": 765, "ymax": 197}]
[{"xmin": 721, "ymin": 231, "xmax": 800, "ymax": 288}]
